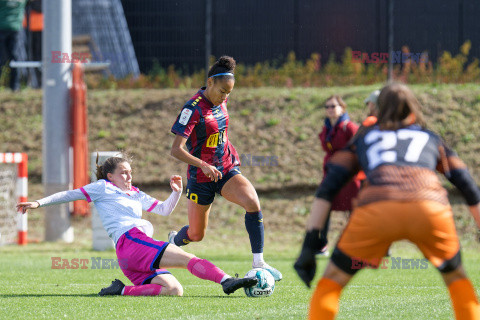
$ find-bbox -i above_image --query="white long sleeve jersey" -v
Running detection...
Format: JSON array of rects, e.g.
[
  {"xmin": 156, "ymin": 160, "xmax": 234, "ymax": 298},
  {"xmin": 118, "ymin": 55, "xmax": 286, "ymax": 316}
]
[{"xmin": 37, "ymin": 179, "xmax": 181, "ymax": 244}]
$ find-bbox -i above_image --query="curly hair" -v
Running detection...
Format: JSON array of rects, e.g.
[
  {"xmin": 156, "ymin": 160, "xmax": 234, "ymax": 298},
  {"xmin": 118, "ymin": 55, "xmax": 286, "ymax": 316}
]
[{"xmin": 207, "ymin": 56, "xmax": 236, "ymax": 81}]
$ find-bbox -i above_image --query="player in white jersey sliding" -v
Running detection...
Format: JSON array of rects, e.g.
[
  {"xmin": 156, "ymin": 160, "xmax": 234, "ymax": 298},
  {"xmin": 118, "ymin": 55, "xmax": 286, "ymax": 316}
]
[{"xmin": 17, "ymin": 155, "xmax": 257, "ymax": 296}]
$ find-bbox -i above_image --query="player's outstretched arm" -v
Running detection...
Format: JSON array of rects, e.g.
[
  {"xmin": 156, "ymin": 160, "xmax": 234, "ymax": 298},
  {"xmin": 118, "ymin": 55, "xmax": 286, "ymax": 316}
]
[
  {"xmin": 16, "ymin": 201, "xmax": 40, "ymax": 214},
  {"xmin": 145, "ymin": 175, "xmax": 183, "ymax": 217},
  {"xmin": 17, "ymin": 189, "xmax": 87, "ymax": 214},
  {"xmin": 170, "ymin": 175, "xmax": 182, "ymax": 192}
]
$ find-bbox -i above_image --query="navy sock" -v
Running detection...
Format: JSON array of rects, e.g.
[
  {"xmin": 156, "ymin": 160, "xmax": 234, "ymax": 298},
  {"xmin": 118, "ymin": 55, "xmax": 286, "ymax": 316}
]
[
  {"xmin": 245, "ymin": 211, "xmax": 264, "ymax": 254},
  {"xmin": 174, "ymin": 225, "xmax": 191, "ymax": 246}
]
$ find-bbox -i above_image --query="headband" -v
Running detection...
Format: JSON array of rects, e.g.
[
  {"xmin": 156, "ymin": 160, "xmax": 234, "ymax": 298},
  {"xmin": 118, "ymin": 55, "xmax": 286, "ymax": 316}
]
[{"xmin": 209, "ymin": 72, "xmax": 234, "ymax": 79}]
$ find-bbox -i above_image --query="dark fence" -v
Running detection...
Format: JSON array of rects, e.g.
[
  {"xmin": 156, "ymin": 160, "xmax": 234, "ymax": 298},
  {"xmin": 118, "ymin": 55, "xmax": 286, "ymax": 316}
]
[{"xmin": 121, "ymin": 0, "xmax": 480, "ymax": 74}]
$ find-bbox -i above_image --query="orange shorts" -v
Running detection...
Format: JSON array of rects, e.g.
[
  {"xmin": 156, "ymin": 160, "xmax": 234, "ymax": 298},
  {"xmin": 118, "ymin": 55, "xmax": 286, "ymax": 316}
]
[{"xmin": 335, "ymin": 200, "xmax": 460, "ymax": 269}]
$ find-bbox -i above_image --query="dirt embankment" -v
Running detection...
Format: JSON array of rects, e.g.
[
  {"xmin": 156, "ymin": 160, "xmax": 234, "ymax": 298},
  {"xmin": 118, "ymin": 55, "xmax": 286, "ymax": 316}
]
[{"xmin": 1, "ymin": 84, "xmax": 480, "ymax": 237}]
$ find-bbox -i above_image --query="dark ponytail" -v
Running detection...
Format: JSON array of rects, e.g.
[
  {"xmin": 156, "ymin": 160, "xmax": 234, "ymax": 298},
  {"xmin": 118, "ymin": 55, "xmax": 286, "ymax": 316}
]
[
  {"xmin": 376, "ymin": 82, "xmax": 426, "ymax": 130},
  {"xmin": 95, "ymin": 153, "xmax": 130, "ymax": 181},
  {"xmin": 207, "ymin": 56, "xmax": 236, "ymax": 80}
]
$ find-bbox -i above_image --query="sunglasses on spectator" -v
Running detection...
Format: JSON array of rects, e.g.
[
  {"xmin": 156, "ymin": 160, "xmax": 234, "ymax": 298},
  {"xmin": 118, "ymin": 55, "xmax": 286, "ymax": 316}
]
[{"xmin": 324, "ymin": 104, "xmax": 339, "ymax": 109}]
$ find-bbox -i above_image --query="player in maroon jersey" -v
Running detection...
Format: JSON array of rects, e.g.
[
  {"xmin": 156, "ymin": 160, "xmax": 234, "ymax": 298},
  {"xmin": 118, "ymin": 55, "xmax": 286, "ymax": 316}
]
[{"xmin": 169, "ymin": 56, "xmax": 281, "ymax": 281}]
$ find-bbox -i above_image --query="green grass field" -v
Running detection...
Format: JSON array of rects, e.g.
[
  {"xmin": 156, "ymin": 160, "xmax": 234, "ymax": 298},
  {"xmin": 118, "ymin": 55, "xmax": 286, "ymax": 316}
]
[
  {"xmin": 1, "ymin": 239, "xmax": 480, "ymax": 319},
  {"xmin": 2, "ymin": 84, "xmax": 480, "ymax": 319}
]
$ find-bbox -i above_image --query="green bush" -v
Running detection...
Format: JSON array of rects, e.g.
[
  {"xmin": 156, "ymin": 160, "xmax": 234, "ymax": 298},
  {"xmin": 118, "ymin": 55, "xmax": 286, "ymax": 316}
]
[{"xmin": 47, "ymin": 41, "xmax": 480, "ymax": 90}]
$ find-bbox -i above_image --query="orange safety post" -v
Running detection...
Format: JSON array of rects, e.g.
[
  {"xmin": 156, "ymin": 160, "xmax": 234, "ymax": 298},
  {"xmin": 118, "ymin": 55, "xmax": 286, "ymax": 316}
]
[
  {"xmin": 70, "ymin": 63, "xmax": 90, "ymax": 216},
  {"xmin": 17, "ymin": 153, "xmax": 28, "ymax": 244}
]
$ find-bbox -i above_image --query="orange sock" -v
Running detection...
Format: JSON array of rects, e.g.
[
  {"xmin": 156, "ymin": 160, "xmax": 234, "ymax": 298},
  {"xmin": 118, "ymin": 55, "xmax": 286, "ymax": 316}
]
[
  {"xmin": 309, "ymin": 278, "xmax": 343, "ymax": 320},
  {"xmin": 447, "ymin": 278, "xmax": 480, "ymax": 320}
]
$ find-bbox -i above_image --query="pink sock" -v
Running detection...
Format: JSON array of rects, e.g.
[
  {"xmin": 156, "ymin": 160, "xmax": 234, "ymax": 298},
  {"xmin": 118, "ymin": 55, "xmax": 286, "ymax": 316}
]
[
  {"xmin": 122, "ymin": 284, "xmax": 162, "ymax": 296},
  {"xmin": 187, "ymin": 257, "xmax": 227, "ymax": 284}
]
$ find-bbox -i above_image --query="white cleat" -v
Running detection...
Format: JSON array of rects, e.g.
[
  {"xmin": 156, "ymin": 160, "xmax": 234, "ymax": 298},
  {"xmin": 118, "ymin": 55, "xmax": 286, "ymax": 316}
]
[
  {"xmin": 316, "ymin": 245, "xmax": 329, "ymax": 257},
  {"xmin": 168, "ymin": 231, "xmax": 177, "ymax": 245},
  {"xmin": 253, "ymin": 261, "xmax": 282, "ymax": 281}
]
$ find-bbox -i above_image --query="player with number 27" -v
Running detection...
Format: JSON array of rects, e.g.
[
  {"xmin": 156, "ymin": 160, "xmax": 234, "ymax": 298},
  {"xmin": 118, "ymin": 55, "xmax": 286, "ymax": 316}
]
[{"xmin": 295, "ymin": 83, "xmax": 480, "ymax": 319}]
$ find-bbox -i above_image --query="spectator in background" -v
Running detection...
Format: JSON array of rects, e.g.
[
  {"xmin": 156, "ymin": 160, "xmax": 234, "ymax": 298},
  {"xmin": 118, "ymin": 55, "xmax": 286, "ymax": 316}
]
[
  {"xmin": 23, "ymin": 0, "xmax": 42, "ymax": 88},
  {"xmin": 362, "ymin": 89, "xmax": 380, "ymax": 128},
  {"xmin": 0, "ymin": 0, "xmax": 27, "ymax": 91},
  {"xmin": 364, "ymin": 89, "xmax": 380, "ymax": 117},
  {"xmin": 317, "ymin": 95, "xmax": 361, "ymax": 255}
]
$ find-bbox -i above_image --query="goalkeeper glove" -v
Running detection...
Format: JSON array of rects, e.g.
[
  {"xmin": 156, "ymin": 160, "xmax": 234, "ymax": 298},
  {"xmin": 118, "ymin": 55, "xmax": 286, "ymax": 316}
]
[{"xmin": 294, "ymin": 229, "xmax": 323, "ymax": 288}]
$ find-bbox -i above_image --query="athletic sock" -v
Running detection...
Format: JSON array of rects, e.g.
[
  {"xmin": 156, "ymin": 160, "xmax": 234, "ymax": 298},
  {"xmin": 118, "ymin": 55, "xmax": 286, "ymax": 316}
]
[
  {"xmin": 253, "ymin": 253, "xmax": 264, "ymax": 266},
  {"xmin": 174, "ymin": 225, "xmax": 191, "ymax": 246},
  {"xmin": 309, "ymin": 278, "xmax": 342, "ymax": 320},
  {"xmin": 187, "ymin": 257, "xmax": 227, "ymax": 284},
  {"xmin": 447, "ymin": 278, "xmax": 480, "ymax": 320},
  {"xmin": 122, "ymin": 284, "xmax": 163, "ymax": 296},
  {"xmin": 220, "ymin": 274, "xmax": 230, "ymax": 284},
  {"xmin": 245, "ymin": 211, "xmax": 264, "ymax": 254}
]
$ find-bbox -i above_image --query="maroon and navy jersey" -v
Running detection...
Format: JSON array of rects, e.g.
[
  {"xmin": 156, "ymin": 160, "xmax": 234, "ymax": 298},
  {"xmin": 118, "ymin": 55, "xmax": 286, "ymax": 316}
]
[{"xmin": 171, "ymin": 88, "xmax": 241, "ymax": 183}]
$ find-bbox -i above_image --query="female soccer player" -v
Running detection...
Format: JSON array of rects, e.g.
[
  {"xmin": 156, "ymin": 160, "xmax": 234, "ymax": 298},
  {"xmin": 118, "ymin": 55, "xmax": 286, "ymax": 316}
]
[
  {"xmin": 169, "ymin": 56, "xmax": 281, "ymax": 281},
  {"xmin": 295, "ymin": 83, "xmax": 480, "ymax": 319},
  {"xmin": 17, "ymin": 155, "xmax": 256, "ymax": 296},
  {"xmin": 317, "ymin": 95, "xmax": 361, "ymax": 255}
]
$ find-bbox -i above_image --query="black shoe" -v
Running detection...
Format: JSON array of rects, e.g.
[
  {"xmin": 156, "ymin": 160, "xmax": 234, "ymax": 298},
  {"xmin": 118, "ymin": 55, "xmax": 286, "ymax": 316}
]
[
  {"xmin": 98, "ymin": 279, "xmax": 125, "ymax": 296},
  {"xmin": 222, "ymin": 276, "xmax": 258, "ymax": 295}
]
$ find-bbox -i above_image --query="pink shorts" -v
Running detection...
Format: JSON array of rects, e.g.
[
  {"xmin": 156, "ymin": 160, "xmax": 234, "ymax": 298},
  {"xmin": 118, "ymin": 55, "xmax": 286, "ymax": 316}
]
[{"xmin": 116, "ymin": 227, "xmax": 170, "ymax": 286}]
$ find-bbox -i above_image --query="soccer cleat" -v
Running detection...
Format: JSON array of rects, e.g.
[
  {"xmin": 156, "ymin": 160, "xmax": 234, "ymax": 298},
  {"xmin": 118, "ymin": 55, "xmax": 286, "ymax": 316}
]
[
  {"xmin": 253, "ymin": 262, "xmax": 283, "ymax": 281},
  {"xmin": 316, "ymin": 245, "xmax": 329, "ymax": 257},
  {"xmin": 168, "ymin": 230, "xmax": 177, "ymax": 245},
  {"xmin": 222, "ymin": 276, "xmax": 258, "ymax": 295},
  {"xmin": 98, "ymin": 279, "xmax": 125, "ymax": 296}
]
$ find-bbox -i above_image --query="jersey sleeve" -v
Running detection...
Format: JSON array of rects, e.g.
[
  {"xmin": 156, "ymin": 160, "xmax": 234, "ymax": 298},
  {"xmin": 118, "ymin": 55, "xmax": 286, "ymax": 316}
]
[
  {"xmin": 37, "ymin": 189, "xmax": 85, "ymax": 207},
  {"xmin": 79, "ymin": 180, "xmax": 106, "ymax": 203},
  {"xmin": 36, "ymin": 180, "xmax": 105, "ymax": 207},
  {"xmin": 171, "ymin": 105, "xmax": 200, "ymax": 138},
  {"xmin": 139, "ymin": 190, "xmax": 182, "ymax": 216},
  {"xmin": 315, "ymin": 149, "xmax": 360, "ymax": 201},
  {"xmin": 346, "ymin": 121, "xmax": 359, "ymax": 140},
  {"xmin": 436, "ymin": 141, "xmax": 480, "ymax": 205}
]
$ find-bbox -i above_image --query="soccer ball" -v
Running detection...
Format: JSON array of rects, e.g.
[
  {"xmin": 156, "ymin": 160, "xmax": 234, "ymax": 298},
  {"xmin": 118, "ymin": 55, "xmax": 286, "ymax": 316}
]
[{"xmin": 244, "ymin": 268, "xmax": 275, "ymax": 297}]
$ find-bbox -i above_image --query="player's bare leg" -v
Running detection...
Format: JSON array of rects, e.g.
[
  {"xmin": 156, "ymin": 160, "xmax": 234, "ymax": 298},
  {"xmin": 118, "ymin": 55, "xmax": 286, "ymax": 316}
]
[
  {"xmin": 169, "ymin": 201, "xmax": 212, "ymax": 246},
  {"xmin": 221, "ymin": 174, "xmax": 282, "ymax": 281},
  {"xmin": 160, "ymin": 243, "xmax": 257, "ymax": 295},
  {"xmin": 98, "ymin": 273, "xmax": 182, "ymax": 297}
]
